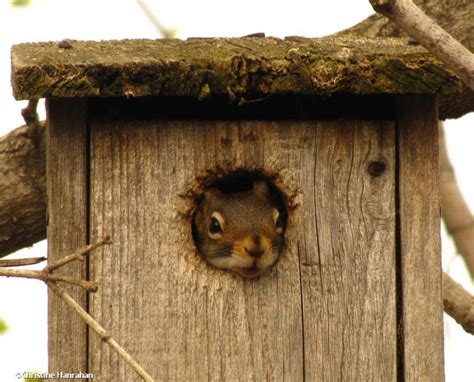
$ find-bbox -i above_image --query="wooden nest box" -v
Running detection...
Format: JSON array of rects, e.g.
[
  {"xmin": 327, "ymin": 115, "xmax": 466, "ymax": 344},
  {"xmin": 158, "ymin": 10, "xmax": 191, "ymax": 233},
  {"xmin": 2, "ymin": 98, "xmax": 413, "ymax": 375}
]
[{"xmin": 12, "ymin": 37, "xmax": 464, "ymax": 381}]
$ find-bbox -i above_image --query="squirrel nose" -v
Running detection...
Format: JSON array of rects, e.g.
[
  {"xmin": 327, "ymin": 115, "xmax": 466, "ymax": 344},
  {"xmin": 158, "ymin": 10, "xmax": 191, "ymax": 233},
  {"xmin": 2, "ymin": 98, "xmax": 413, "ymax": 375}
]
[
  {"xmin": 245, "ymin": 247, "xmax": 264, "ymax": 258},
  {"xmin": 243, "ymin": 235, "xmax": 265, "ymax": 258}
]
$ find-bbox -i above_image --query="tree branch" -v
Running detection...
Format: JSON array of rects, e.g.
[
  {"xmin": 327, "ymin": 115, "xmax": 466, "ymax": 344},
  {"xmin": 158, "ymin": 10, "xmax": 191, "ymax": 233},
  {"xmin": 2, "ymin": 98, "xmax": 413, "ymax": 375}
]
[
  {"xmin": 136, "ymin": 0, "xmax": 175, "ymax": 38},
  {"xmin": 0, "ymin": 256, "xmax": 46, "ymax": 267},
  {"xmin": 0, "ymin": 121, "xmax": 46, "ymax": 258},
  {"xmin": 368, "ymin": 0, "xmax": 474, "ymax": 89},
  {"xmin": 47, "ymin": 281, "xmax": 154, "ymax": 382},
  {"xmin": 443, "ymin": 273, "xmax": 474, "ymax": 335},
  {"xmin": 339, "ymin": 0, "xmax": 474, "ymax": 52},
  {"xmin": 0, "ymin": 267, "xmax": 97, "ymax": 291},
  {"xmin": 439, "ymin": 123, "xmax": 474, "ymax": 278},
  {"xmin": 0, "ymin": 236, "xmax": 110, "ymax": 292},
  {"xmin": 44, "ymin": 235, "xmax": 111, "ymax": 273},
  {"xmin": 337, "ymin": 0, "xmax": 474, "ymax": 119},
  {"xmin": 21, "ymin": 99, "xmax": 41, "ymax": 132}
]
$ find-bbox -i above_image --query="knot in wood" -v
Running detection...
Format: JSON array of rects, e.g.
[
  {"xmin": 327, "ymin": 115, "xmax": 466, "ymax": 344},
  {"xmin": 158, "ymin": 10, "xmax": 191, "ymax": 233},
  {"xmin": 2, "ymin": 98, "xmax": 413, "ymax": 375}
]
[{"xmin": 368, "ymin": 161, "xmax": 386, "ymax": 176}]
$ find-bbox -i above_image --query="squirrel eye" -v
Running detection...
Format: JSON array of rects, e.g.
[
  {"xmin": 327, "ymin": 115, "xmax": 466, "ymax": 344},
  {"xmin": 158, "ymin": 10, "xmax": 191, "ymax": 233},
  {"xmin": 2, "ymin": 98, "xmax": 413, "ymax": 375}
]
[
  {"xmin": 209, "ymin": 217, "xmax": 223, "ymax": 234},
  {"xmin": 208, "ymin": 212, "xmax": 224, "ymax": 239}
]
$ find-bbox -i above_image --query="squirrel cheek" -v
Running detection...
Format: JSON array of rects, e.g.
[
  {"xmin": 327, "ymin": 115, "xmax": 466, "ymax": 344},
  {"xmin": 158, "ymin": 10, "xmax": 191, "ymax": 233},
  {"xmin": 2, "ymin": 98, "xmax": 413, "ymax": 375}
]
[
  {"xmin": 259, "ymin": 248, "xmax": 279, "ymax": 269},
  {"xmin": 207, "ymin": 255, "xmax": 241, "ymax": 271}
]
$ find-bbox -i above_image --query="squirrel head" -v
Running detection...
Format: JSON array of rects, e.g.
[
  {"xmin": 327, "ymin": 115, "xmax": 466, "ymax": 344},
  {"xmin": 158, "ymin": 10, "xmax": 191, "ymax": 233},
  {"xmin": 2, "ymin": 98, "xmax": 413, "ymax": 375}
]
[{"xmin": 194, "ymin": 180, "xmax": 285, "ymax": 278}]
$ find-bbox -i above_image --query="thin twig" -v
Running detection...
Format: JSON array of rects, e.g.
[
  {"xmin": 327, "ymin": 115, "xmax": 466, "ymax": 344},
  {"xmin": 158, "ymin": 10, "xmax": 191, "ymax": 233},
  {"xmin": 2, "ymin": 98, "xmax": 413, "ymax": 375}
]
[
  {"xmin": 0, "ymin": 237, "xmax": 154, "ymax": 379},
  {"xmin": 0, "ymin": 268, "xmax": 97, "ymax": 292},
  {"xmin": 44, "ymin": 235, "xmax": 111, "ymax": 273},
  {"xmin": 443, "ymin": 273, "xmax": 474, "ymax": 335},
  {"xmin": 0, "ymin": 268, "xmax": 47, "ymax": 281},
  {"xmin": 136, "ymin": 0, "xmax": 175, "ymax": 38},
  {"xmin": 48, "ymin": 281, "xmax": 155, "ymax": 382},
  {"xmin": 369, "ymin": 0, "xmax": 474, "ymax": 89},
  {"xmin": 21, "ymin": 99, "xmax": 43, "ymax": 137},
  {"xmin": 47, "ymin": 274, "xmax": 97, "ymax": 291},
  {"xmin": 0, "ymin": 256, "xmax": 46, "ymax": 267},
  {"xmin": 21, "ymin": 99, "xmax": 39, "ymax": 126},
  {"xmin": 0, "ymin": 237, "xmax": 110, "ymax": 291}
]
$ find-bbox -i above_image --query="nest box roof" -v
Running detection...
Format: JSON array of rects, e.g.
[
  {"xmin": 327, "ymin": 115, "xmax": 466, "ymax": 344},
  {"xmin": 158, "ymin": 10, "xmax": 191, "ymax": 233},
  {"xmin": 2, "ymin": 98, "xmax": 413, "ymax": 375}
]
[{"xmin": 11, "ymin": 37, "xmax": 470, "ymax": 119}]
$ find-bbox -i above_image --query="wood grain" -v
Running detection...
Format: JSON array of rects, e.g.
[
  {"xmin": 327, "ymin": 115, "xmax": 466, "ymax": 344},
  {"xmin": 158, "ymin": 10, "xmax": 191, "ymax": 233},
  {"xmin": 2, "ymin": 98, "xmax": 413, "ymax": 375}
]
[
  {"xmin": 46, "ymin": 98, "xmax": 88, "ymax": 374},
  {"xmin": 397, "ymin": 95, "xmax": 444, "ymax": 381},
  {"xmin": 288, "ymin": 121, "xmax": 397, "ymax": 381},
  {"xmin": 89, "ymin": 117, "xmax": 396, "ymax": 380}
]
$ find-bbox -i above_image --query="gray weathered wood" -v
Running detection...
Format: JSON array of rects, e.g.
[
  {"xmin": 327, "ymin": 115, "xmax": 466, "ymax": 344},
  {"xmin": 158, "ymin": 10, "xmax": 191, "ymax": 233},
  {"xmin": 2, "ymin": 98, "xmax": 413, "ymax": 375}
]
[
  {"xmin": 292, "ymin": 121, "xmax": 397, "ymax": 381},
  {"xmin": 88, "ymin": 117, "xmax": 396, "ymax": 380},
  {"xmin": 46, "ymin": 98, "xmax": 88, "ymax": 374},
  {"xmin": 398, "ymin": 96, "xmax": 444, "ymax": 381}
]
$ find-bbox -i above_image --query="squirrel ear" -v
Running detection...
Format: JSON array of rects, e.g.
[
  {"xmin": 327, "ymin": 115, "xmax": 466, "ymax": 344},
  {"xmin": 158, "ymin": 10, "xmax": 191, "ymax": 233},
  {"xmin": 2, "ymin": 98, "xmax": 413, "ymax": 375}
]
[{"xmin": 253, "ymin": 180, "xmax": 269, "ymax": 198}]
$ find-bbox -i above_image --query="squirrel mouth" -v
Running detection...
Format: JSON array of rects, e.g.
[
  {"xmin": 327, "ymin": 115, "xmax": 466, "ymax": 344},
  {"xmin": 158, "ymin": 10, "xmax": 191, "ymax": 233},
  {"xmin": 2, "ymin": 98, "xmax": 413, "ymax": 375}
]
[{"xmin": 235, "ymin": 264, "xmax": 263, "ymax": 279}]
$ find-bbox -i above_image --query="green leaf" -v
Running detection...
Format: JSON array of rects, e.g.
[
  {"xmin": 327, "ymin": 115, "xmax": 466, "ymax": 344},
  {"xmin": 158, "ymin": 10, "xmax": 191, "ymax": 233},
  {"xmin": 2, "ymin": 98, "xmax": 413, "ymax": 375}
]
[
  {"xmin": 11, "ymin": 0, "xmax": 32, "ymax": 7},
  {"xmin": 24, "ymin": 377, "xmax": 43, "ymax": 382},
  {"xmin": 0, "ymin": 318, "xmax": 8, "ymax": 334}
]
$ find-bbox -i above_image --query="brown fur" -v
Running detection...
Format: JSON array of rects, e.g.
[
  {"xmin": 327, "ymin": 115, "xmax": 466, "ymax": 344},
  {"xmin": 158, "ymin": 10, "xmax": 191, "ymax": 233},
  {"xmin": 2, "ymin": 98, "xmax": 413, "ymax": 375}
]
[{"xmin": 194, "ymin": 180, "xmax": 284, "ymax": 278}]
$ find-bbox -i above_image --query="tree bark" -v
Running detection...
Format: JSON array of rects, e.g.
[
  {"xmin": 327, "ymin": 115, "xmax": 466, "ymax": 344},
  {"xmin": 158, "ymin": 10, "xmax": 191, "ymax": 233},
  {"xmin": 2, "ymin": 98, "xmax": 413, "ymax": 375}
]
[
  {"xmin": 0, "ymin": 122, "xmax": 46, "ymax": 258},
  {"xmin": 337, "ymin": 0, "xmax": 474, "ymax": 51}
]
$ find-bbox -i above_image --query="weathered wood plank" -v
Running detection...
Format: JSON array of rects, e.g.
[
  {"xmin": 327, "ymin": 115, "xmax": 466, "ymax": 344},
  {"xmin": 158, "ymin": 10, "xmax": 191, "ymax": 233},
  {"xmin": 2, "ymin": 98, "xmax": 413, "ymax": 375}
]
[
  {"xmin": 11, "ymin": 37, "xmax": 465, "ymax": 102},
  {"xmin": 287, "ymin": 121, "xmax": 397, "ymax": 381},
  {"xmin": 89, "ymin": 119, "xmax": 305, "ymax": 381},
  {"xmin": 397, "ymin": 96, "xmax": 444, "ymax": 381},
  {"xmin": 46, "ymin": 98, "xmax": 88, "ymax": 374},
  {"xmin": 89, "ymin": 115, "xmax": 397, "ymax": 380}
]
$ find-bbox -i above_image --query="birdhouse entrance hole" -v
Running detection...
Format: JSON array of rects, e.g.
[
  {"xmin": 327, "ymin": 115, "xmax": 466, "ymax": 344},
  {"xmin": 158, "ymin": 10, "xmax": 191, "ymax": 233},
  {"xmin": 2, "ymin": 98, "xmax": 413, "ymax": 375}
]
[{"xmin": 191, "ymin": 170, "xmax": 289, "ymax": 270}]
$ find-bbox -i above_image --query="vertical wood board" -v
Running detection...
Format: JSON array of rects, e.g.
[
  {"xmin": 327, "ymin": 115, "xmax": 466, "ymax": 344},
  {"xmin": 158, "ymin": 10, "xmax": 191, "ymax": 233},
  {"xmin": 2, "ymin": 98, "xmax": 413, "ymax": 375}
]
[
  {"xmin": 294, "ymin": 121, "xmax": 397, "ymax": 381},
  {"xmin": 46, "ymin": 98, "xmax": 88, "ymax": 374},
  {"xmin": 89, "ymin": 118, "xmax": 396, "ymax": 381},
  {"xmin": 398, "ymin": 96, "xmax": 444, "ymax": 381}
]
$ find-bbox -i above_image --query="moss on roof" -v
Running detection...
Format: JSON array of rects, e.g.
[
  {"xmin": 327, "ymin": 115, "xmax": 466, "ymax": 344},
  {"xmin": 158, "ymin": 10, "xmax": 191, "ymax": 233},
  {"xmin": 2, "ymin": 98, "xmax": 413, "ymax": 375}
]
[{"xmin": 11, "ymin": 37, "xmax": 466, "ymax": 114}]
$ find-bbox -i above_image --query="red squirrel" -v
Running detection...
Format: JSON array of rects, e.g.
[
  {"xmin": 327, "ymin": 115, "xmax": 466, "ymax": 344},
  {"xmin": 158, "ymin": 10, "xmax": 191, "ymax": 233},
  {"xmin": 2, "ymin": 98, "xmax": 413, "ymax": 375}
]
[{"xmin": 194, "ymin": 180, "xmax": 284, "ymax": 278}]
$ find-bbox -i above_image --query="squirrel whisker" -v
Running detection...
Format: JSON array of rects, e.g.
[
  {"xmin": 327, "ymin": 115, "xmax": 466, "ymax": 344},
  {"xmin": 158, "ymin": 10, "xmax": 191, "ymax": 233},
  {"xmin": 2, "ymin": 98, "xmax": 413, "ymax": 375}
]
[{"xmin": 204, "ymin": 244, "xmax": 233, "ymax": 258}]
